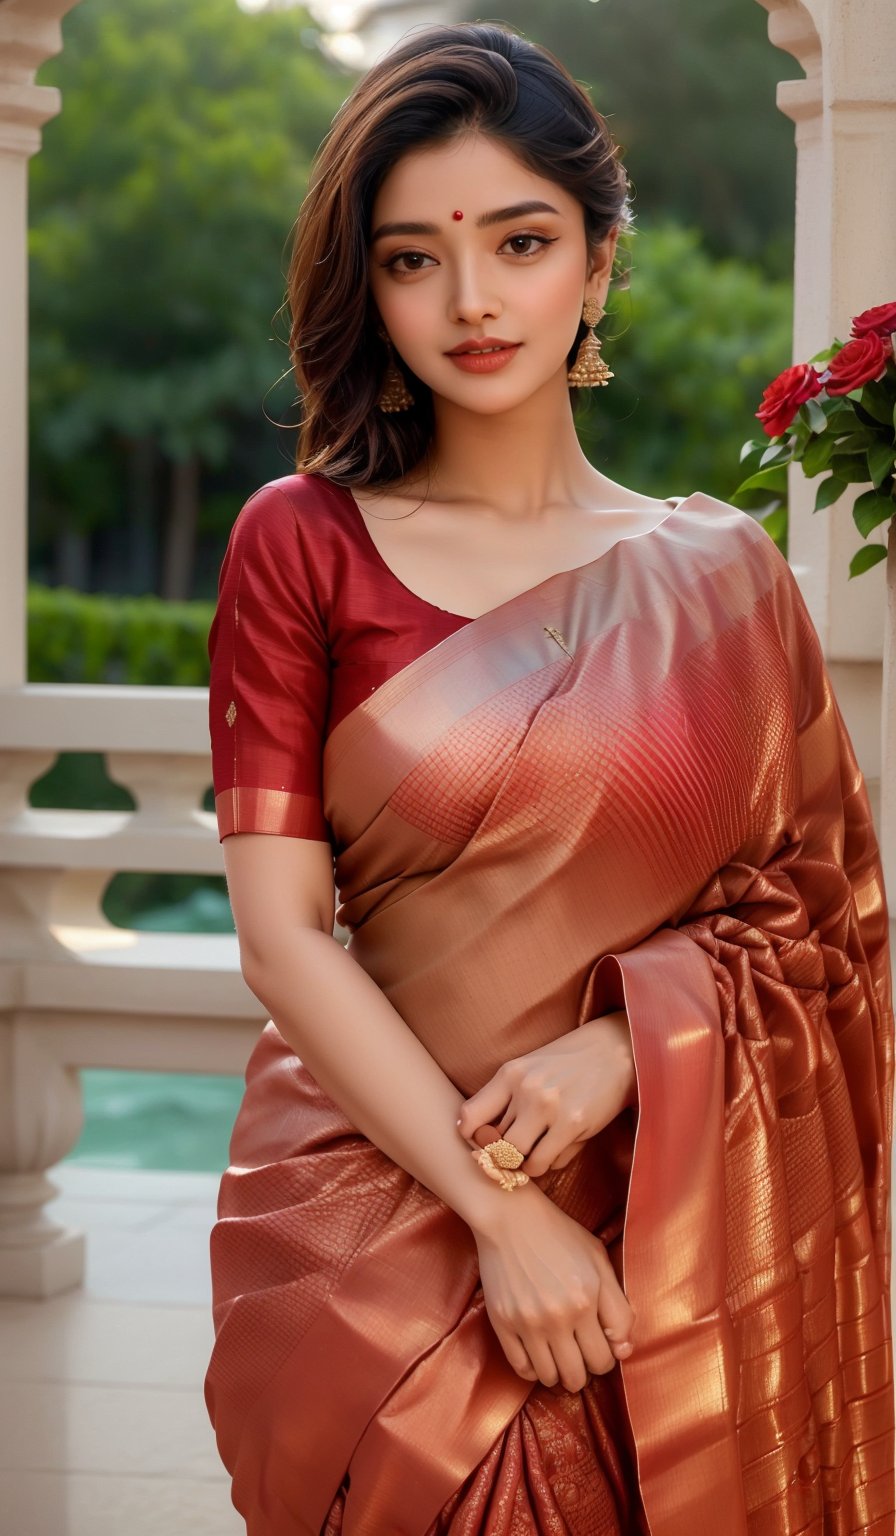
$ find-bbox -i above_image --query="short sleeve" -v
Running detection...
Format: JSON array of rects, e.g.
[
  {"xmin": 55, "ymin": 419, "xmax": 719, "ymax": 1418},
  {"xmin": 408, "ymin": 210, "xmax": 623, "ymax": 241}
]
[{"xmin": 208, "ymin": 483, "xmax": 332, "ymax": 845}]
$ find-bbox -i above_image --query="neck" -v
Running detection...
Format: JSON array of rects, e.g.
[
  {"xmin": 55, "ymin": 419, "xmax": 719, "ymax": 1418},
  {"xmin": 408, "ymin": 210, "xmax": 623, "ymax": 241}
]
[{"xmin": 423, "ymin": 370, "xmax": 601, "ymax": 522}]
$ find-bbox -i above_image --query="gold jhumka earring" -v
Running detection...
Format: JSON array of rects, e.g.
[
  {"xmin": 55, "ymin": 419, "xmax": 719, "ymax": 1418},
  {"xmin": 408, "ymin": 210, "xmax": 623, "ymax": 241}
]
[
  {"xmin": 376, "ymin": 329, "xmax": 414, "ymax": 413},
  {"xmin": 567, "ymin": 297, "xmax": 614, "ymax": 388}
]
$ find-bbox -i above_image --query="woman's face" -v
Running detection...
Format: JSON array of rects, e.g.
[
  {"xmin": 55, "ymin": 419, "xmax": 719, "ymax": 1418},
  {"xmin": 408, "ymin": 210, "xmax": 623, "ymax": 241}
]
[{"xmin": 367, "ymin": 132, "xmax": 618, "ymax": 416}]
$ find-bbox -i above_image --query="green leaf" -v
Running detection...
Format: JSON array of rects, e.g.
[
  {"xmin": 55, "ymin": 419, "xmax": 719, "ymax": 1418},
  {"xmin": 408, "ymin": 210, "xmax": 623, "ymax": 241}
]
[
  {"xmin": 732, "ymin": 464, "xmax": 789, "ymax": 497},
  {"xmin": 848, "ymin": 543, "xmax": 888, "ymax": 578},
  {"xmin": 813, "ymin": 475, "xmax": 847, "ymax": 512},
  {"xmin": 734, "ymin": 447, "xmax": 768, "ymax": 490},
  {"xmin": 800, "ymin": 432, "xmax": 835, "ymax": 476},
  {"xmin": 833, "ymin": 429, "xmax": 878, "ymax": 456},
  {"xmin": 759, "ymin": 442, "xmax": 792, "ymax": 469},
  {"xmin": 757, "ymin": 504, "xmax": 787, "ymax": 549},
  {"xmin": 829, "ymin": 453, "xmax": 875, "ymax": 484},
  {"xmin": 800, "ymin": 396, "xmax": 828, "ymax": 435},
  {"xmin": 851, "ymin": 399, "xmax": 886, "ymax": 432},
  {"xmin": 825, "ymin": 407, "xmax": 859, "ymax": 435},
  {"xmin": 858, "ymin": 380, "xmax": 893, "ymax": 426},
  {"xmin": 867, "ymin": 439, "xmax": 896, "ymax": 490},
  {"xmin": 852, "ymin": 487, "xmax": 895, "ymax": 538}
]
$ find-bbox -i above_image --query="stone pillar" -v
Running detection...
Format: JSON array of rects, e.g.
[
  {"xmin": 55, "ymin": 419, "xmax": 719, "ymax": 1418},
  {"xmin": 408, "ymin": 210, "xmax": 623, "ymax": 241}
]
[
  {"xmin": 0, "ymin": 0, "xmax": 81, "ymax": 689},
  {"xmin": 756, "ymin": 0, "xmax": 896, "ymax": 919},
  {"xmin": 0, "ymin": 0, "xmax": 84, "ymax": 1295}
]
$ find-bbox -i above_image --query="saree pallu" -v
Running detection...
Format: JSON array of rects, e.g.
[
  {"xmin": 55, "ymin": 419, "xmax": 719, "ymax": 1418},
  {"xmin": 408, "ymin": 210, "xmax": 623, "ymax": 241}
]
[{"xmin": 205, "ymin": 492, "xmax": 895, "ymax": 1535}]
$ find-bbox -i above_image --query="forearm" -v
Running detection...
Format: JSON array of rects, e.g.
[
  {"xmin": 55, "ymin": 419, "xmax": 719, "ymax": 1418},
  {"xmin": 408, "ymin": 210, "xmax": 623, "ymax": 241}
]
[{"xmin": 241, "ymin": 926, "xmax": 549, "ymax": 1236}]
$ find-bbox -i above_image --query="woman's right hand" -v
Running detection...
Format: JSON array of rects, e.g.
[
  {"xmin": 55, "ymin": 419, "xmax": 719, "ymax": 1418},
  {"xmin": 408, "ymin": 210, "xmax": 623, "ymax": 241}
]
[{"xmin": 473, "ymin": 1194, "xmax": 635, "ymax": 1393}]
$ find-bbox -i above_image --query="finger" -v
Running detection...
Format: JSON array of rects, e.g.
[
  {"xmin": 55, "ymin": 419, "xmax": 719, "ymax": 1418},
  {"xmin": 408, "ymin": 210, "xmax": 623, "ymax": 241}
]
[
  {"xmin": 499, "ymin": 1112, "xmax": 549, "ymax": 1162},
  {"xmin": 574, "ymin": 1313, "xmax": 615, "ymax": 1377},
  {"xmin": 548, "ymin": 1331, "xmax": 592, "ymax": 1394},
  {"xmin": 520, "ymin": 1333, "xmax": 561, "ymax": 1391},
  {"xmin": 457, "ymin": 1080, "xmax": 512, "ymax": 1142},
  {"xmin": 595, "ymin": 1244, "xmax": 636, "ymax": 1356},
  {"xmin": 514, "ymin": 1123, "xmax": 581, "ymax": 1178},
  {"xmin": 496, "ymin": 1328, "xmax": 537, "ymax": 1382},
  {"xmin": 548, "ymin": 1143, "xmax": 585, "ymax": 1170}
]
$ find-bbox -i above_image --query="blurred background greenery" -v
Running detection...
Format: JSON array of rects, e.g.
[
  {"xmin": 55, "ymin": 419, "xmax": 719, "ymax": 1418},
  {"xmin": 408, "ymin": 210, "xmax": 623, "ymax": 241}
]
[
  {"xmin": 31, "ymin": 0, "xmax": 795, "ymax": 603},
  {"xmin": 29, "ymin": 0, "xmax": 796, "ymax": 1171}
]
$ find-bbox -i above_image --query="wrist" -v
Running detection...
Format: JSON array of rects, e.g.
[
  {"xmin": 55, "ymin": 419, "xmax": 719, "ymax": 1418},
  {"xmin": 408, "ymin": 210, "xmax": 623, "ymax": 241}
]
[
  {"xmin": 580, "ymin": 1010, "xmax": 637, "ymax": 1110},
  {"xmin": 461, "ymin": 1172, "xmax": 548, "ymax": 1240}
]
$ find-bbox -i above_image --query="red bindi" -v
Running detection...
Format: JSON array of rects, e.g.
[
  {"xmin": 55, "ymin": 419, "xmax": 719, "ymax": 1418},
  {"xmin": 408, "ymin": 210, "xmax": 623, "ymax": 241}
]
[{"xmin": 452, "ymin": 209, "xmax": 464, "ymax": 220}]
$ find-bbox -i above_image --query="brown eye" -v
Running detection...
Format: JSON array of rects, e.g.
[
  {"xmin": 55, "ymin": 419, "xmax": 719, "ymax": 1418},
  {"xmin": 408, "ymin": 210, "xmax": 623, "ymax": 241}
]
[
  {"xmin": 500, "ymin": 234, "xmax": 556, "ymax": 257},
  {"xmin": 383, "ymin": 250, "xmax": 435, "ymax": 273}
]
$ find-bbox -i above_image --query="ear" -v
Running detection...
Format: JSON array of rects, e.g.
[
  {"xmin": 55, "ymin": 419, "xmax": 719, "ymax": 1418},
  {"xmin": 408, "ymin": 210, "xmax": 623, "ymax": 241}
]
[{"xmin": 585, "ymin": 225, "xmax": 620, "ymax": 309}]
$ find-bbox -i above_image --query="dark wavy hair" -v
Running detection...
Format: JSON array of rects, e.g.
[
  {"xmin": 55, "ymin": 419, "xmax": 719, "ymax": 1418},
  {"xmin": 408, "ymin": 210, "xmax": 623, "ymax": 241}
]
[{"xmin": 287, "ymin": 21, "xmax": 634, "ymax": 486}]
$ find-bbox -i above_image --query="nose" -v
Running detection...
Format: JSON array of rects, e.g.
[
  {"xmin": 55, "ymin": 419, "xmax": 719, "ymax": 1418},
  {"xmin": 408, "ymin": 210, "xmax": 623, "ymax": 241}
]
[{"xmin": 446, "ymin": 254, "xmax": 502, "ymax": 327}]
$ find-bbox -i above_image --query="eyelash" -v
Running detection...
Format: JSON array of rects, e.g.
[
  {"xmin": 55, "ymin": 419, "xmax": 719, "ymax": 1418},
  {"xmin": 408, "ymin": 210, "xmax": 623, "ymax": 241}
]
[{"xmin": 381, "ymin": 232, "xmax": 557, "ymax": 274}]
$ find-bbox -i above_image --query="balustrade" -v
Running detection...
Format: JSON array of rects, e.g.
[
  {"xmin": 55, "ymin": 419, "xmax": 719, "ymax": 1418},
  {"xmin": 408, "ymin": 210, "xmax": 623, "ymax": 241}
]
[{"xmin": 0, "ymin": 684, "xmax": 268, "ymax": 1295}]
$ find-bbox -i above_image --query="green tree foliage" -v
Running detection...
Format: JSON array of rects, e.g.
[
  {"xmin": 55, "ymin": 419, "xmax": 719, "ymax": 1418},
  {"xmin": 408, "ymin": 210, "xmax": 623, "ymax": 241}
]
[
  {"xmin": 31, "ymin": 0, "xmax": 346, "ymax": 463},
  {"xmin": 579, "ymin": 221, "xmax": 792, "ymax": 505},
  {"xmin": 29, "ymin": 0, "xmax": 348, "ymax": 590},
  {"xmin": 464, "ymin": 0, "xmax": 796, "ymax": 275}
]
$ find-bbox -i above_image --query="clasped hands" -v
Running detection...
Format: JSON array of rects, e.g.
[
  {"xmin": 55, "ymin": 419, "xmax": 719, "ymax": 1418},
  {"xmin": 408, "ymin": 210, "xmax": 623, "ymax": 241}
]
[
  {"xmin": 459, "ymin": 1010, "xmax": 639, "ymax": 1389},
  {"xmin": 456, "ymin": 1010, "xmax": 637, "ymax": 1178}
]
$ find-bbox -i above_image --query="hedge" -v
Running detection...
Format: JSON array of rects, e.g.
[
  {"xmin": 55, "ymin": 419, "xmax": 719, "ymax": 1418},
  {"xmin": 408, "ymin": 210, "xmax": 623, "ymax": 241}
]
[{"xmin": 28, "ymin": 583, "xmax": 215, "ymax": 686}]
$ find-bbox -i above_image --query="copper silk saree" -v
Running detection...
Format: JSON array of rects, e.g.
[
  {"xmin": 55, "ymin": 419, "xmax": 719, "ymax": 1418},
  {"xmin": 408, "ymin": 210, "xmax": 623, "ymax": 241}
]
[{"xmin": 205, "ymin": 492, "xmax": 895, "ymax": 1535}]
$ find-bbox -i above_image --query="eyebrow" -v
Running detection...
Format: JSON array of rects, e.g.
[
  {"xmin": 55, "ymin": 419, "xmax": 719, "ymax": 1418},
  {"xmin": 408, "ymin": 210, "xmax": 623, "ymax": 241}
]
[{"xmin": 370, "ymin": 200, "xmax": 562, "ymax": 243}]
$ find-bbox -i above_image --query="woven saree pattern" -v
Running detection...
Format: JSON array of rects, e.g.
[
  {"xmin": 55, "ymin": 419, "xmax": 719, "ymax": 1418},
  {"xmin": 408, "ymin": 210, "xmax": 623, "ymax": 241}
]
[{"xmin": 206, "ymin": 489, "xmax": 893, "ymax": 1535}]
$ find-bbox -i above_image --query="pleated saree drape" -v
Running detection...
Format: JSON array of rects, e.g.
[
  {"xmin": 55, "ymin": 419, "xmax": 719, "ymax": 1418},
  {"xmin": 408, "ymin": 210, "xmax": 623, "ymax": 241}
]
[{"xmin": 205, "ymin": 492, "xmax": 895, "ymax": 1535}]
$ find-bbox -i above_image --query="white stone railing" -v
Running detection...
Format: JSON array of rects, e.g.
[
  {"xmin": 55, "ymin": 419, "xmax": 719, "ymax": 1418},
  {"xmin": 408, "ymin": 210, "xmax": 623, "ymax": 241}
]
[{"xmin": 0, "ymin": 683, "xmax": 268, "ymax": 1298}]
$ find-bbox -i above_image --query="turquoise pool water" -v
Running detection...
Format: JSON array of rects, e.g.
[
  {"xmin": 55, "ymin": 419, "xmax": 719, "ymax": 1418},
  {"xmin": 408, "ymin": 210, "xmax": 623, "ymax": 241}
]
[{"xmin": 64, "ymin": 1070, "xmax": 245, "ymax": 1173}]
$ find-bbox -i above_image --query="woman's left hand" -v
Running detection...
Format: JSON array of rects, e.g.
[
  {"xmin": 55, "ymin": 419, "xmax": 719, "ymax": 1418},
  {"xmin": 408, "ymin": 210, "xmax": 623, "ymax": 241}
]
[{"xmin": 456, "ymin": 1011, "xmax": 637, "ymax": 1178}]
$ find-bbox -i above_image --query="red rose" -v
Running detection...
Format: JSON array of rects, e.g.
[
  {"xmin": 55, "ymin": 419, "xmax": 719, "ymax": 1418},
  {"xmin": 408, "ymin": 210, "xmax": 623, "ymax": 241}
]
[
  {"xmin": 822, "ymin": 332, "xmax": 889, "ymax": 396},
  {"xmin": 755, "ymin": 362, "xmax": 824, "ymax": 438},
  {"xmin": 851, "ymin": 301, "xmax": 896, "ymax": 339}
]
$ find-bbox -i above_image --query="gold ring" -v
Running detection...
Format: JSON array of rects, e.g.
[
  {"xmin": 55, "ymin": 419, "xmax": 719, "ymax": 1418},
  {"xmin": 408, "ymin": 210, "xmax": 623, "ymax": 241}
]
[{"xmin": 474, "ymin": 1136, "xmax": 530, "ymax": 1192}]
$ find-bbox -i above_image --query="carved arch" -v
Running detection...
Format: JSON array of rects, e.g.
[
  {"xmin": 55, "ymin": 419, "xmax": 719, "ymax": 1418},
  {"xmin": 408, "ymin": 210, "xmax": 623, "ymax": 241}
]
[
  {"xmin": 0, "ymin": 0, "xmax": 81, "ymax": 157},
  {"xmin": 754, "ymin": 0, "xmax": 822, "ymax": 124}
]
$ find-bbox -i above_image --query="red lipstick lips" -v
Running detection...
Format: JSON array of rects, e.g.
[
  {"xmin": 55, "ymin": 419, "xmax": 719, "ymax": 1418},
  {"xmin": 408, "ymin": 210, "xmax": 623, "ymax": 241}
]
[
  {"xmin": 445, "ymin": 337, "xmax": 522, "ymax": 374},
  {"xmin": 445, "ymin": 336, "xmax": 518, "ymax": 355}
]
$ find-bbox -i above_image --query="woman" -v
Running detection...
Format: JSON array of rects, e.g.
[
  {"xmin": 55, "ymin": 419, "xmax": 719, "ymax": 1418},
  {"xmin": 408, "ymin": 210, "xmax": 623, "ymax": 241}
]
[{"xmin": 204, "ymin": 21, "xmax": 894, "ymax": 1535}]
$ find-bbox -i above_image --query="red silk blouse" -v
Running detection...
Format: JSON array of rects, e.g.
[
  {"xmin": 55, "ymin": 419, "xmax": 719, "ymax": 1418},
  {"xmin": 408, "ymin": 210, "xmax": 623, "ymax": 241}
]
[{"xmin": 208, "ymin": 474, "xmax": 472, "ymax": 846}]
